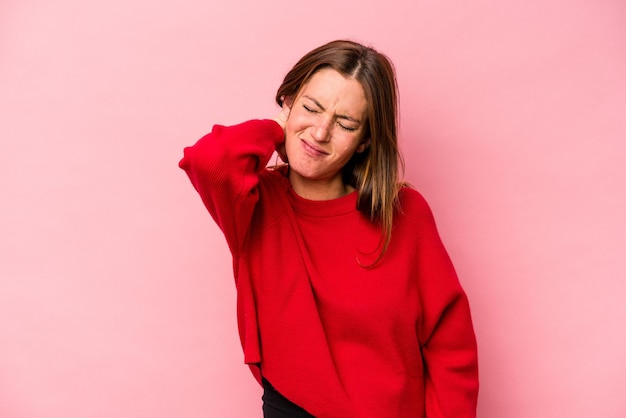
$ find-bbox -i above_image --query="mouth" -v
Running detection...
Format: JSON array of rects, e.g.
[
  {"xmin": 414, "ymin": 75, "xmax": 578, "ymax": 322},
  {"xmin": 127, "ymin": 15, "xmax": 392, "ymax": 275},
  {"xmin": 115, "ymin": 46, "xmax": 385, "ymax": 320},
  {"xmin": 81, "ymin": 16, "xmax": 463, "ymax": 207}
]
[{"xmin": 301, "ymin": 139, "xmax": 329, "ymax": 156}]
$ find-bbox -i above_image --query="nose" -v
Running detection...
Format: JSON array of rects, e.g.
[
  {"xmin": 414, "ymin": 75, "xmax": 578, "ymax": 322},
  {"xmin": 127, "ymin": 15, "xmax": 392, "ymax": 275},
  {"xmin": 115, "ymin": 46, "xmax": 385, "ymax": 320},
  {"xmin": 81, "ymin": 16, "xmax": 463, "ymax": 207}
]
[{"xmin": 311, "ymin": 117, "xmax": 332, "ymax": 143}]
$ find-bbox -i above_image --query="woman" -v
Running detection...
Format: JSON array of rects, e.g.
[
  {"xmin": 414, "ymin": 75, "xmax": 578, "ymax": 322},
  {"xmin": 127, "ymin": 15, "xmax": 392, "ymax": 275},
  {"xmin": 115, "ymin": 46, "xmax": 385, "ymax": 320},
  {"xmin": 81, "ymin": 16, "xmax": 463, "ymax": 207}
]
[{"xmin": 180, "ymin": 40, "xmax": 478, "ymax": 417}]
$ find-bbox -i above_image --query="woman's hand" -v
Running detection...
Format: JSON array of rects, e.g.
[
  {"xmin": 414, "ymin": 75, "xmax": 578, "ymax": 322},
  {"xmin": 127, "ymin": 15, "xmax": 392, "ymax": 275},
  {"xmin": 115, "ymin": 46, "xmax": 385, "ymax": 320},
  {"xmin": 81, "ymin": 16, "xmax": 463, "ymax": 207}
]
[
  {"xmin": 273, "ymin": 99, "xmax": 291, "ymax": 163},
  {"xmin": 273, "ymin": 101, "xmax": 291, "ymax": 130}
]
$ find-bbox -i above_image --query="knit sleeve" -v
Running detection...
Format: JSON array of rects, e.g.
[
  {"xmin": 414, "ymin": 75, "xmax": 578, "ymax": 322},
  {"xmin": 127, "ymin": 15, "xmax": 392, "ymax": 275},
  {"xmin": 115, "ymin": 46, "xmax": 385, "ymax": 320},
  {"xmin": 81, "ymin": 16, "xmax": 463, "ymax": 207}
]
[
  {"xmin": 413, "ymin": 194, "xmax": 479, "ymax": 417},
  {"xmin": 179, "ymin": 119, "xmax": 284, "ymax": 256}
]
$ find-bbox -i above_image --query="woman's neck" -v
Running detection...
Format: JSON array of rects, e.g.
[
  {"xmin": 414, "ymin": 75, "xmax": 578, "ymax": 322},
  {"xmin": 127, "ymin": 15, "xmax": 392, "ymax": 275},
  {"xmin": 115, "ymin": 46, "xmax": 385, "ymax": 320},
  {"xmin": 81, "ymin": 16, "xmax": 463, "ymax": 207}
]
[{"xmin": 288, "ymin": 173, "xmax": 355, "ymax": 201}]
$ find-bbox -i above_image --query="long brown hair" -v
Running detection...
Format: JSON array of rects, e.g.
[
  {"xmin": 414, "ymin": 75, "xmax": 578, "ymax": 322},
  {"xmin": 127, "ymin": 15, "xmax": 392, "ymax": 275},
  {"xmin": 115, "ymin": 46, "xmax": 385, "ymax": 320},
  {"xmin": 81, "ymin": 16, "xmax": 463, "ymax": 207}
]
[{"xmin": 276, "ymin": 40, "xmax": 404, "ymax": 266}]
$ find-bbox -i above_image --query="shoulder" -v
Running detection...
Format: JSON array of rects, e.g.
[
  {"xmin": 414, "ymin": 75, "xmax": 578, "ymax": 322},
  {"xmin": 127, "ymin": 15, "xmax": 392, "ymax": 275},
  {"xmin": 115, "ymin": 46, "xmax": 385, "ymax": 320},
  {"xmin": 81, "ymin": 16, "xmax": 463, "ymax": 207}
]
[
  {"xmin": 394, "ymin": 186, "xmax": 441, "ymax": 235},
  {"xmin": 397, "ymin": 186, "xmax": 433, "ymax": 216}
]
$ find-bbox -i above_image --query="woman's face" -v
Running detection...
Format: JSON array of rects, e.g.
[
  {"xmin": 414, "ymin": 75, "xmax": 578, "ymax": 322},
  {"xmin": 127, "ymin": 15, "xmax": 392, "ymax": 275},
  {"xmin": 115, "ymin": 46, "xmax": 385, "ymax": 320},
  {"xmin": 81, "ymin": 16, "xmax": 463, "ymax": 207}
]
[{"xmin": 285, "ymin": 68, "xmax": 370, "ymax": 199}]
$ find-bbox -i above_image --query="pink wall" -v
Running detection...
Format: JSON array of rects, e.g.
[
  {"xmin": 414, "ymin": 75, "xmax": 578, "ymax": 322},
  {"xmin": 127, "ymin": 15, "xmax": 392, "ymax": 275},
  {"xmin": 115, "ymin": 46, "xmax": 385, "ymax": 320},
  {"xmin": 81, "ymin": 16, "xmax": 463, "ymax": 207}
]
[{"xmin": 1, "ymin": 0, "xmax": 625, "ymax": 416}]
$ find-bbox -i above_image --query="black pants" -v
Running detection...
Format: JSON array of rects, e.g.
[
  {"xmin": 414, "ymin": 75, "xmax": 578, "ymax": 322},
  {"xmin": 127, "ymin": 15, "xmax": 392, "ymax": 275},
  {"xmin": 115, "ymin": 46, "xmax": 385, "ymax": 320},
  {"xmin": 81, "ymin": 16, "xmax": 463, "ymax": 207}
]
[{"xmin": 262, "ymin": 378, "xmax": 315, "ymax": 417}]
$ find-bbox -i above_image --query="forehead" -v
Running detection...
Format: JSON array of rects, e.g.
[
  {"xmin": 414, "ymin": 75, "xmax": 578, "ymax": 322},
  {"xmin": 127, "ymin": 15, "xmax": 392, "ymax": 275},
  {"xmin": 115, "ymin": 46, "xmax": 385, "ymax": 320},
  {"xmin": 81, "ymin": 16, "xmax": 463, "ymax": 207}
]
[{"xmin": 300, "ymin": 68, "xmax": 368, "ymax": 115}]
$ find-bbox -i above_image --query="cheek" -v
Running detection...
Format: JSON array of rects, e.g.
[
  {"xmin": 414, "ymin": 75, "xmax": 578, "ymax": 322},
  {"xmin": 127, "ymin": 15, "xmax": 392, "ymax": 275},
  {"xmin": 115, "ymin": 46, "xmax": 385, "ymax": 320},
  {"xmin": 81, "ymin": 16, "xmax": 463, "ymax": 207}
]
[
  {"xmin": 339, "ymin": 137, "xmax": 363, "ymax": 154},
  {"xmin": 285, "ymin": 112, "xmax": 310, "ymax": 144},
  {"xmin": 287, "ymin": 111, "xmax": 308, "ymax": 130},
  {"xmin": 284, "ymin": 122, "xmax": 301, "ymax": 154},
  {"xmin": 284, "ymin": 120, "xmax": 298, "ymax": 143}
]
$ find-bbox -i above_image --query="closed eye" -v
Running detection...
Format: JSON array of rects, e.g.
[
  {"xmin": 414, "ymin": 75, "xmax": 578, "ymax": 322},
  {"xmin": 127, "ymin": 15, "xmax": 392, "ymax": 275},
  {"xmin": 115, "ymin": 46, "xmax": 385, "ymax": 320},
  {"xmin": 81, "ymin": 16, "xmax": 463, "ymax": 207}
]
[
  {"xmin": 338, "ymin": 122, "xmax": 357, "ymax": 132},
  {"xmin": 303, "ymin": 101, "xmax": 358, "ymax": 132}
]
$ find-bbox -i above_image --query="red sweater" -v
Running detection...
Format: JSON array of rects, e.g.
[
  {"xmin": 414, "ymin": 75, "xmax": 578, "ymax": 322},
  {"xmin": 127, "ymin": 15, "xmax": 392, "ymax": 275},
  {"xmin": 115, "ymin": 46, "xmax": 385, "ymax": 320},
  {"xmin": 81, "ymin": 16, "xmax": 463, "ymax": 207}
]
[{"xmin": 180, "ymin": 120, "xmax": 478, "ymax": 417}]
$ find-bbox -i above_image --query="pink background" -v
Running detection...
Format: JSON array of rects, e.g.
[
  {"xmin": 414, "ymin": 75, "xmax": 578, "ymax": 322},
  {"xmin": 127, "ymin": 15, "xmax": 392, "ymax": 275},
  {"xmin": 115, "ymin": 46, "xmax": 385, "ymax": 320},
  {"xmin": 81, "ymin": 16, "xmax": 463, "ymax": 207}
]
[{"xmin": 1, "ymin": 0, "xmax": 625, "ymax": 416}]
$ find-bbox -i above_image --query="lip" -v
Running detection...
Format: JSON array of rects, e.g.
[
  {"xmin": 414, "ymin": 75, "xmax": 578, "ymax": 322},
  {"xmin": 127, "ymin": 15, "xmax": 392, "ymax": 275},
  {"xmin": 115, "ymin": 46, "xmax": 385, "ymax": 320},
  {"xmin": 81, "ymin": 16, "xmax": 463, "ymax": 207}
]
[{"xmin": 300, "ymin": 139, "xmax": 329, "ymax": 156}]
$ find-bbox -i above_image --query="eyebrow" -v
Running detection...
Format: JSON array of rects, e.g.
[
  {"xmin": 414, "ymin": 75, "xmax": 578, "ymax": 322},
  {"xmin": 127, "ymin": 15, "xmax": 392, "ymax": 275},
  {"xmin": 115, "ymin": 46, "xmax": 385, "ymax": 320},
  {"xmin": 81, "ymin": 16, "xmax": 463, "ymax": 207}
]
[{"xmin": 303, "ymin": 95, "xmax": 362, "ymax": 124}]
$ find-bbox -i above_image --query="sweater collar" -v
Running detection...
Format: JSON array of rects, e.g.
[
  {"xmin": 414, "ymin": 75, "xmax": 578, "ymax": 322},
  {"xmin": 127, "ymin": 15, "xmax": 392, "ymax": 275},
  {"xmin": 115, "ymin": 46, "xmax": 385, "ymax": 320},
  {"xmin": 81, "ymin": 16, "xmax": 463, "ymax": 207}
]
[
  {"xmin": 287, "ymin": 186, "xmax": 358, "ymax": 218},
  {"xmin": 270, "ymin": 165, "xmax": 359, "ymax": 218}
]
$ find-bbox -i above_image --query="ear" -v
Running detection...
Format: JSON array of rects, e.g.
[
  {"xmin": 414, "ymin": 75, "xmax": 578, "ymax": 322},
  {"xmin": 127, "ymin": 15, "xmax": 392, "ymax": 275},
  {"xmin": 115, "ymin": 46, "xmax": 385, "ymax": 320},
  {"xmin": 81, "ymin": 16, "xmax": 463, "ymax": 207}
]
[{"xmin": 356, "ymin": 137, "xmax": 371, "ymax": 153}]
